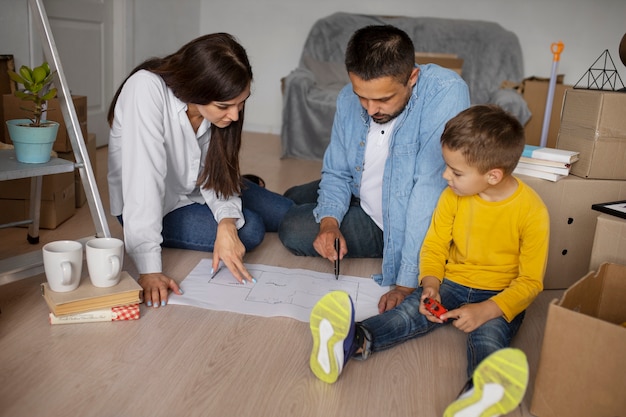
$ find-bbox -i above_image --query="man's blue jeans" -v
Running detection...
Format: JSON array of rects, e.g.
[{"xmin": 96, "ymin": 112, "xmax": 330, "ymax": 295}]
[
  {"xmin": 358, "ymin": 279, "xmax": 525, "ymax": 377},
  {"xmin": 278, "ymin": 180, "xmax": 384, "ymax": 257},
  {"xmin": 119, "ymin": 179, "xmax": 294, "ymax": 252}
]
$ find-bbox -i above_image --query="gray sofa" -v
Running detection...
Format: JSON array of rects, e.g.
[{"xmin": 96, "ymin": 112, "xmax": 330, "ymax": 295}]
[{"xmin": 281, "ymin": 12, "xmax": 530, "ymax": 160}]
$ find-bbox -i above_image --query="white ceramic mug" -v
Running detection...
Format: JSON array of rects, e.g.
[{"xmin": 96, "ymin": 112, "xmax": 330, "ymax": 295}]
[
  {"xmin": 42, "ymin": 240, "xmax": 84, "ymax": 292},
  {"xmin": 86, "ymin": 238, "xmax": 124, "ymax": 288}
]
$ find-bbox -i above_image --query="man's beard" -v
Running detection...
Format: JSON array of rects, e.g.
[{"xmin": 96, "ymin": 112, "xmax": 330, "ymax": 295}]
[
  {"xmin": 370, "ymin": 93, "xmax": 411, "ymax": 125},
  {"xmin": 371, "ymin": 109, "xmax": 402, "ymax": 124}
]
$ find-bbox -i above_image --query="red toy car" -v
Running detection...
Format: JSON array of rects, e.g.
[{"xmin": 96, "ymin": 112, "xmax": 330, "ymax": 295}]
[{"xmin": 423, "ymin": 297, "xmax": 448, "ymax": 321}]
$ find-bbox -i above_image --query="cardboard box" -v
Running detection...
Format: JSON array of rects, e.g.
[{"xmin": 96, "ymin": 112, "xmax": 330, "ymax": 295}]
[
  {"xmin": 57, "ymin": 132, "xmax": 97, "ymax": 207},
  {"xmin": 557, "ymin": 89, "xmax": 626, "ymax": 180},
  {"xmin": 2, "ymin": 94, "xmax": 88, "ymax": 152},
  {"xmin": 518, "ymin": 174, "xmax": 626, "ymax": 289},
  {"xmin": 589, "ymin": 213, "xmax": 626, "ymax": 271},
  {"xmin": 414, "ymin": 52, "xmax": 463, "ymax": 75},
  {"xmin": 0, "ymin": 173, "xmax": 75, "ymax": 229},
  {"xmin": 530, "ymin": 262, "xmax": 626, "ymax": 417},
  {"xmin": 0, "ymin": 171, "xmax": 74, "ymax": 200},
  {"xmin": 521, "ymin": 76, "xmax": 572, "ymax": 148},
  {"xmin": 0, "ymin": 55, "xmax": 16, "ymax": 143}
]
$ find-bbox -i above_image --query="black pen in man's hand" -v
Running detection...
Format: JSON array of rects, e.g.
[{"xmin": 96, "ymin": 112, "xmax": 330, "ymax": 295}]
[{"xmin": 334, "ymin": 237, "xmax": 340, "ymax": 280}]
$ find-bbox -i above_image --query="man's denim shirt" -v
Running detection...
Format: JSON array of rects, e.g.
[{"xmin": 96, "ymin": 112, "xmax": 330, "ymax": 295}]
[{"xmin": 313, "ymin": 64, "xmax": 470, "ymax": 288}]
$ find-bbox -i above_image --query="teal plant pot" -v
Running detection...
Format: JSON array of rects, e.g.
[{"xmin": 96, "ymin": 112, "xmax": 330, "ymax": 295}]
[{"xmin": 6, "ymin": 119, "xmax": 59, "ymax": 163}]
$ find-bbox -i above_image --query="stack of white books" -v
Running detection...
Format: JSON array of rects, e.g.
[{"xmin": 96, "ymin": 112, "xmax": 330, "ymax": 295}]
[{"xmin": 514, "ymin": 145, "xmax": 580, "ymax": 182}]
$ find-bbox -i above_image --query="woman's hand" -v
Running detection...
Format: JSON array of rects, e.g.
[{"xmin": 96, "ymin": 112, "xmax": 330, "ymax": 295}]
[
  {"xmin": 212, "ymin": 218, "xmax": 254, "ymax": 283},
  {"xmin": 138, "ymin": 272, "xmax": 182, "ymax": 307}
]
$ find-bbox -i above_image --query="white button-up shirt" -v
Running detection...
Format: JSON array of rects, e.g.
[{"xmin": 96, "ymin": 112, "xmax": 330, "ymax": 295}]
[{"xmin": 108, "ymin": 70, "xmax": 244, "ymax": 274}]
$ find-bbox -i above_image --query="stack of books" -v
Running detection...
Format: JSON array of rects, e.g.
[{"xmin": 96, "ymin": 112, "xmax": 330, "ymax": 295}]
[
  {"xmin": 42, "ymin": 271, "xmax": 143, "ymax": 325},
  {"xmin": 514, "ymin": 145, "xmax": 580, "ymax": 182}
]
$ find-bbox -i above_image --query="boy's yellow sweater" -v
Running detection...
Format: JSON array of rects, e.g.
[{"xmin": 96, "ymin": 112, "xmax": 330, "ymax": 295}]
[{"xmin": 419, "ymin": 179, "xmax": 549, "ymax": 322}]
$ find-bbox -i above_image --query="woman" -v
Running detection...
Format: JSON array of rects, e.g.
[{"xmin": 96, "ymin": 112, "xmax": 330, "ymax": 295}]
[{"xmin": 107, "ymin": 33, "xmax": 293, "ymax": 308}]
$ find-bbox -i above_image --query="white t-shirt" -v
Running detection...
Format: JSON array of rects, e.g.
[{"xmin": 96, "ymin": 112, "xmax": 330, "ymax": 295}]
[
  {"xmin": 359, "ymin": 118, "xmax": 397, "ymax": 229},
  {"xmin": 107, "ymin": 70, "xmax": 244, "ymax": 274}
]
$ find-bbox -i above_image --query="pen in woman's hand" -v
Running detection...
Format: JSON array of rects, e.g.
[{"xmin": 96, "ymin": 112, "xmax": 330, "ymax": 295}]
[{"xmin": 209, "ymin": 264, "xmax": 223, "ymax": 282}]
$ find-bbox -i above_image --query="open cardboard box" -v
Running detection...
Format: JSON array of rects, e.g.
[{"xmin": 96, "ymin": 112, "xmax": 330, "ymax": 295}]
[{"xmin": 531, "ymin": 262, "xmax": 626, "ymax": 417}]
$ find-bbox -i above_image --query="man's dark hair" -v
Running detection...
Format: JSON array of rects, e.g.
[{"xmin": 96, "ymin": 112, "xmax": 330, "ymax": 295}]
[{"xmin": 345, "ymin": 25, "xmax": 415, "ymax": 84}]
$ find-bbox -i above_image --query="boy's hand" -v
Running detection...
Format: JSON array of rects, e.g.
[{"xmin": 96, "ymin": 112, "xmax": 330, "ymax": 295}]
[
  {"xmin": 443, "ymin": 300, "xmax": 503, "ymax": 333},
  {"xmin": 419, "ymin": 276, "xmax": 444, "ymax": 323}
]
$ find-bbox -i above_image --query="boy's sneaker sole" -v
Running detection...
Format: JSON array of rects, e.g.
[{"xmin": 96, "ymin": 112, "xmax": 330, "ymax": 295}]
[
  {"xmin": 444, "ymin": 348, "xmax": 529, "ymax": 417},
  {"xmin": 309, "ymin": 291, "xmax": 354, "ymax": 384}
]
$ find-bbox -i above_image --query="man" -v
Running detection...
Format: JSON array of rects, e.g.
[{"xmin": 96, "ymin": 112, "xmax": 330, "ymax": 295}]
[{"xmin": 278, "ymin": 25, "xmax": 470, "ymax": 312}]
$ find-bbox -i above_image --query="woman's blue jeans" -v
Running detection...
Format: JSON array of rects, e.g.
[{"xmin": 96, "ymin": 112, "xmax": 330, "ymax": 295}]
[
  {"xmin": 358, "ymin": 279, "xmax": 525, "ymax": 377},
  {"xmin": 119, "ymin": 179, "xmax": 294, "ymax": 252},
  {"xmin": 278, "ymin": 180, "xmax": 384, "ymax": 258}
]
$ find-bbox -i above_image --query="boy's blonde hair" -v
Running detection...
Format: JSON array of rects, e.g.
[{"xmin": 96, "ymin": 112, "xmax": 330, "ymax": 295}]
[{"xmin": 441, "ymin": 105, "xmax": 525, "ymax": 175}]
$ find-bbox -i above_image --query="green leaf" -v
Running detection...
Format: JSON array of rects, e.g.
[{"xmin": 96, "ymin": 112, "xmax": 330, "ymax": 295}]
[
  {"xmin": 32, "ymin": 66, "xmax": 47, "ymax": 83},
  {"xmin": 10, "ymin": 63, "xmax": 56, "ymax": 120},
  {"xmin": 19, "ymin": 66, "xmax": 34, "ymax": 83},
  {"xmin": 18, "ymin": 95, "xmax": 36, "ymax": 103},
  {"xmin": 29, "ymin": 84, "xmax": 43, "ymax": 94},
  {"xmin": 14, "ymin": 90, "xmax": 30, "ymax": 100},
  {"xmin": 42, "ymin": 88, "xmax": 57, "ymax": 101},
  {"xmin": 7, "ymin": 71, "xmax": 26, "ymax": 85}
]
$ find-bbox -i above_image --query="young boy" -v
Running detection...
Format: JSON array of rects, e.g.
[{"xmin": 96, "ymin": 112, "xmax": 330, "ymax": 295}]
[{"xmin": 309, "ymin": 105, "xmax": 549, "ymax": 416}]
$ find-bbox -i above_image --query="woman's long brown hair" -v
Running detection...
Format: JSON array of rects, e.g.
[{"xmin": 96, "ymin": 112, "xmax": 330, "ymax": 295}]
[{"xmin": 107, "ymin": 33, "xmax": 252, "ymax": 198}]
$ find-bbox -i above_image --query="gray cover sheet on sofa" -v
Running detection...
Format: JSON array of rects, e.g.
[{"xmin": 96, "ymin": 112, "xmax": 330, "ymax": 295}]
[{"xmin": 281, "ymin": 12, "xmax": 529, "ymax": 160}]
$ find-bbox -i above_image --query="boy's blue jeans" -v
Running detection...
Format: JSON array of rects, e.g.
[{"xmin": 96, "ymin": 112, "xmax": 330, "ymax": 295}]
[
  {"xmin": 119, "ymin": 179, "xmax": 294, "ymax": 252},
  {"xmin": 358, "ymin": 279, "xmax": 525, "ymax": 378}
]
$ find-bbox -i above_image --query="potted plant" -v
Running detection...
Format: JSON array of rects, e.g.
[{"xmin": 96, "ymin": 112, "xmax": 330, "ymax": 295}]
[{"xmin": 6, "ymin": 62, "xmax": 60, "ymax": 163}]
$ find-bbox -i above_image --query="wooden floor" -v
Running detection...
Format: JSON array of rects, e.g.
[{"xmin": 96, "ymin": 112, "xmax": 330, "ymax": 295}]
[{"xmin": 0, "ymin": 132, "xmax": 559, "ymax": 417}]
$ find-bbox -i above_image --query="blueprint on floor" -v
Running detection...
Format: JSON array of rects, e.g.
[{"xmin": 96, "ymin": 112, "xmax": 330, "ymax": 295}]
[{"xmin": 168, "ymin": 258, "xmax": 389, "ymax": 322}]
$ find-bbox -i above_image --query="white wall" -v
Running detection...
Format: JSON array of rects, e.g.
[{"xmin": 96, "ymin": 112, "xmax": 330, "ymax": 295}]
[
  {"xmin": 0, "ymin": 1, "xmax": 31, "ymax": 70},
  {"xmin": 2, "ymin": 0, "xmax": 625, "ymax": 137},
  {"xmin": 193, "ymin": 0, "xmax": 626, "ymax": 134},
  {"xmin": 132, "ymin": 0, "xmax": 201, "ymax": 65}
]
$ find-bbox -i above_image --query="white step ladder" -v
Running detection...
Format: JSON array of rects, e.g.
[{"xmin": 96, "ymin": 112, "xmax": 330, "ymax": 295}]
[{"xmin": 0, "ymin": 0, "xmax": 110, "ymax": 284}]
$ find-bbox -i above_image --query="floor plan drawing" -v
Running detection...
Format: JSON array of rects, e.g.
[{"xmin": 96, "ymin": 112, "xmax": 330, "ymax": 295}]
[{"xmin": 168, "ymin": 259, "xmax": 389, "ymax": 322}]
